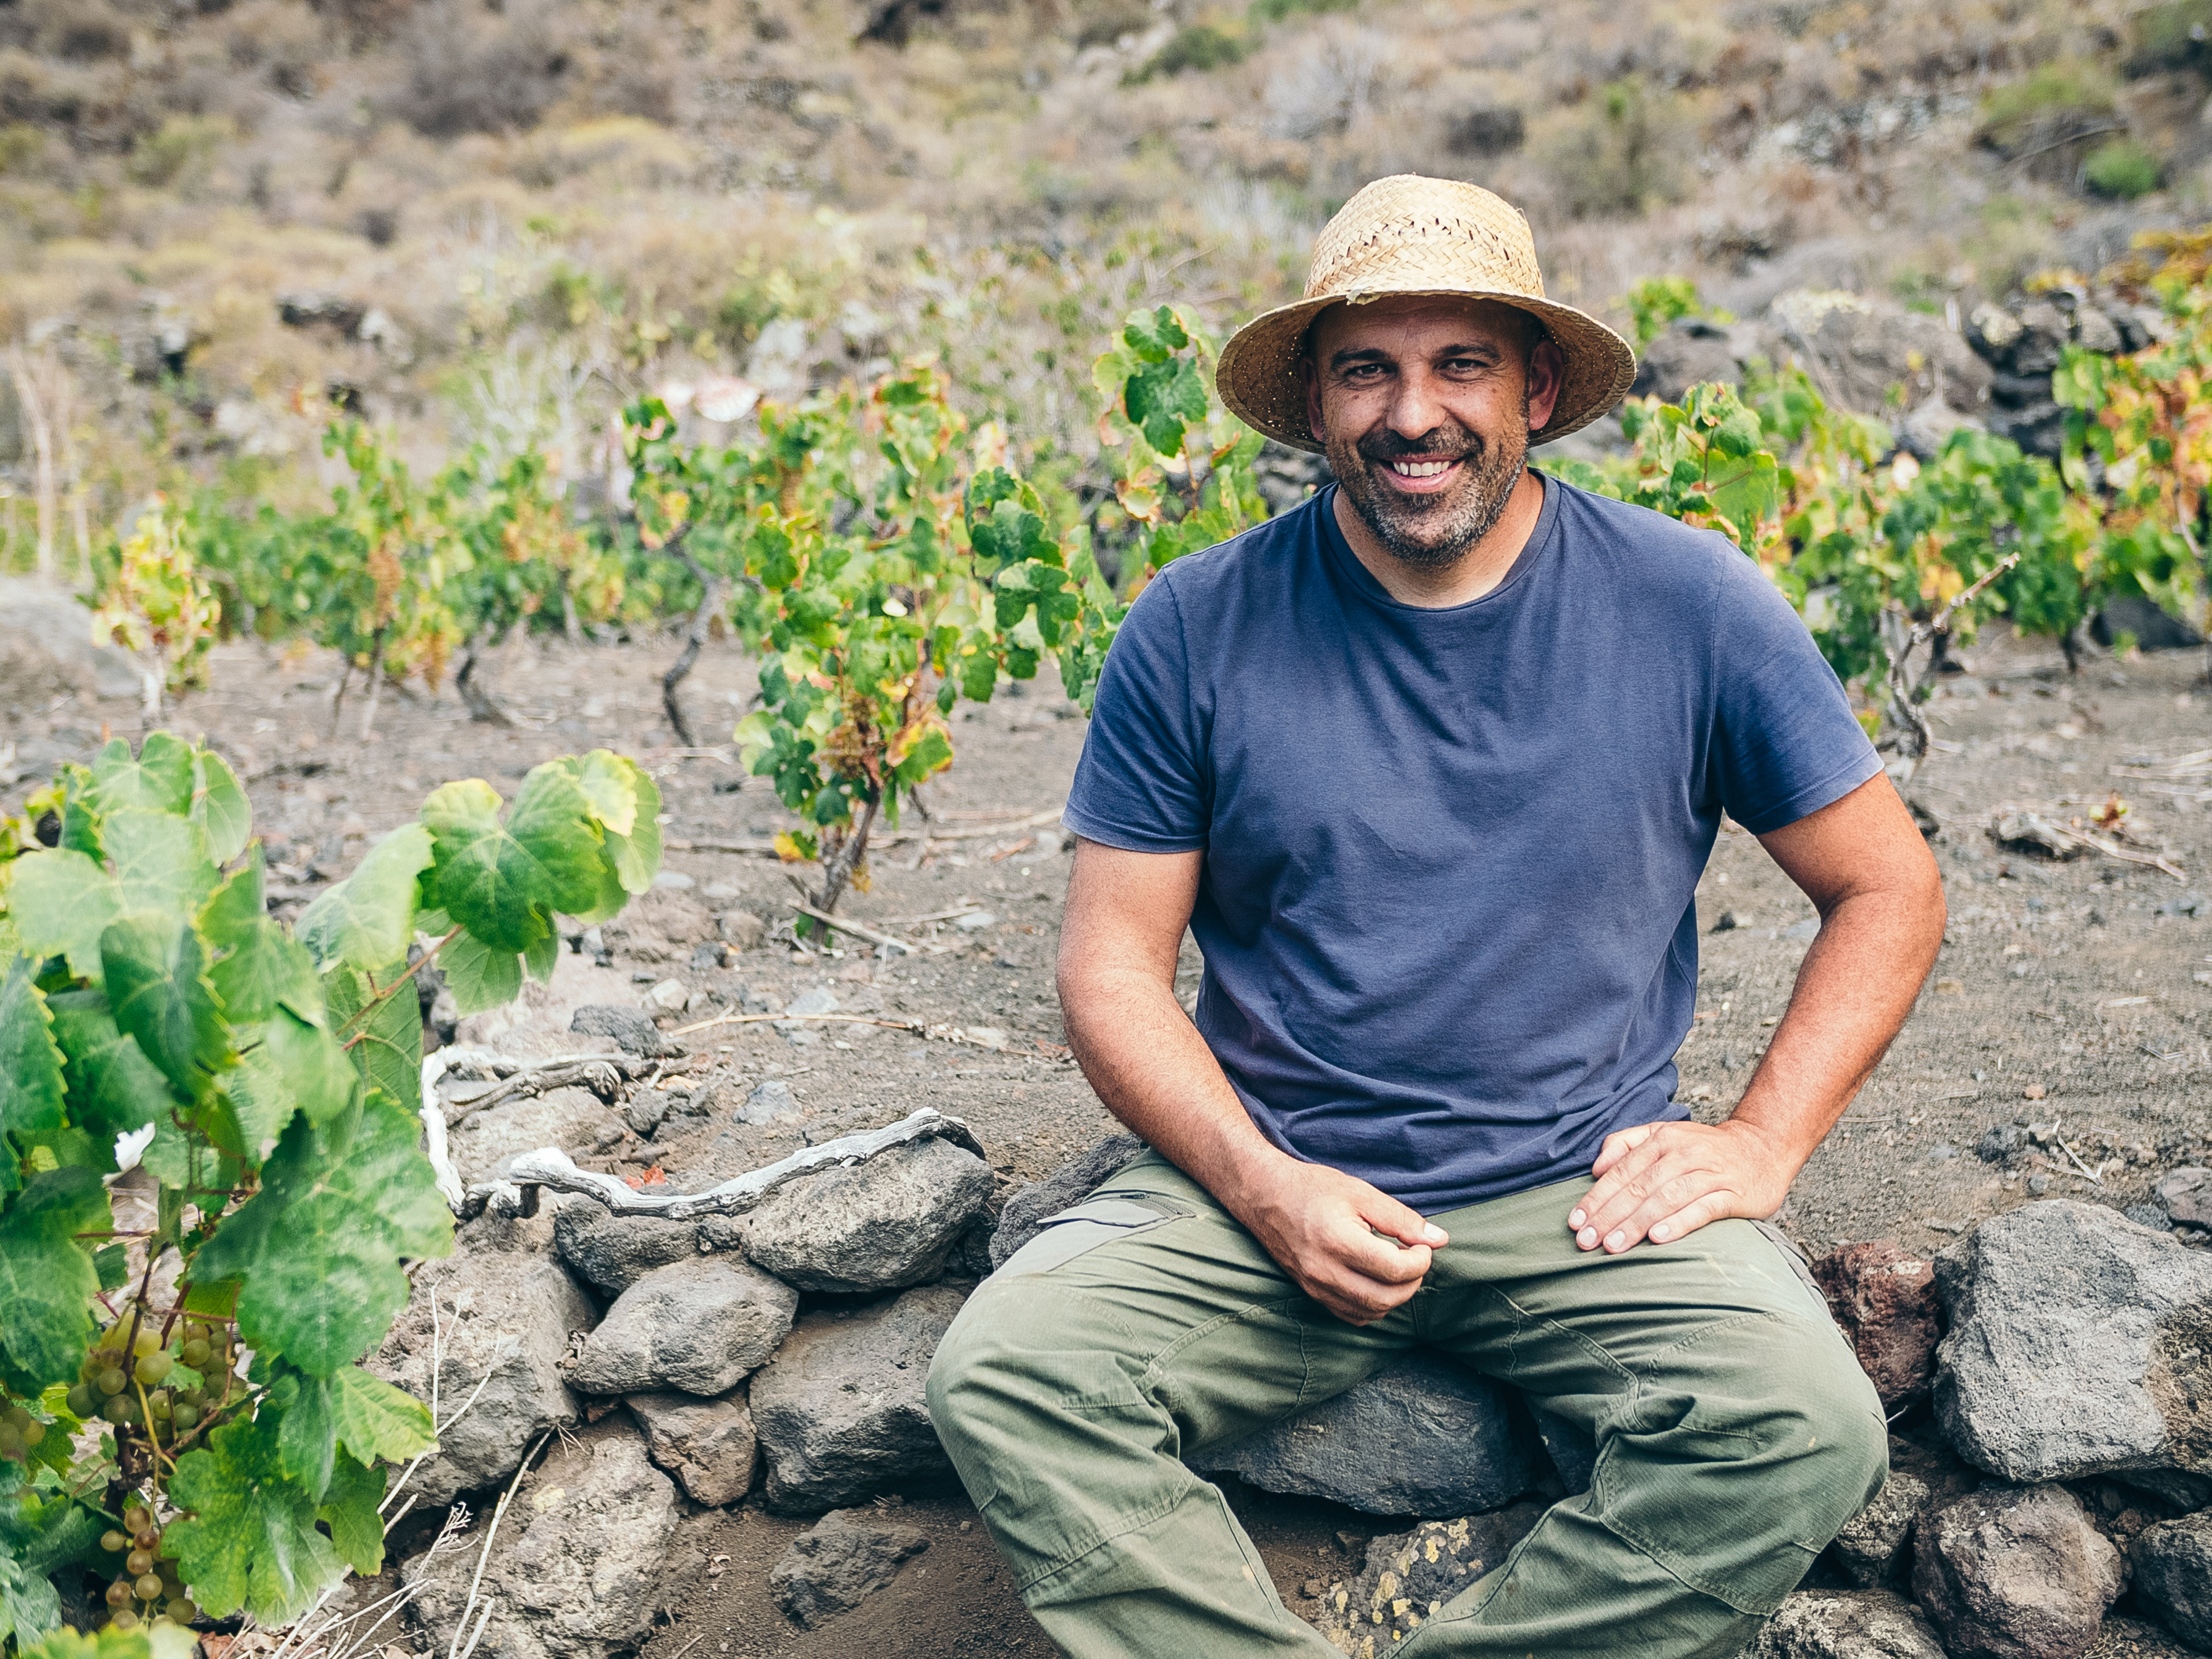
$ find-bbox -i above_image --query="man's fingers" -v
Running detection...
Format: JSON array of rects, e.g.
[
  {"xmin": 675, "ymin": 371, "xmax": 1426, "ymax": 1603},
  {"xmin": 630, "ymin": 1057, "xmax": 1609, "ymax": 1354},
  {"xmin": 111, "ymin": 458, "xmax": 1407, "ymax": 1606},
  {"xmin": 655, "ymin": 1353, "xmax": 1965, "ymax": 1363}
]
[
  {"xmin": 1647, "ymin": 1191, "xmax": 1735, "ymax": 1246},
  {"xmin": 1589, "ymin": 1122, "xmax": 1657, "ymax": 1178},
  {"xmin": 1571, "ymin": 1131, "xmax": 1678, "ymax": 1235}
]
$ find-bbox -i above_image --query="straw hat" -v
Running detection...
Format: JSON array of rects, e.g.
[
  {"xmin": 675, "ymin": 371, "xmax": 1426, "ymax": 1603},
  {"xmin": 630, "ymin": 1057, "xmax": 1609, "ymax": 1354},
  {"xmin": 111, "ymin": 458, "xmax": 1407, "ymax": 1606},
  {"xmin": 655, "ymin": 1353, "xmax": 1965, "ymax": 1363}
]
[{"xmin": 1215, "ymin": 175, "xmax": 1638, "ymax": 453}]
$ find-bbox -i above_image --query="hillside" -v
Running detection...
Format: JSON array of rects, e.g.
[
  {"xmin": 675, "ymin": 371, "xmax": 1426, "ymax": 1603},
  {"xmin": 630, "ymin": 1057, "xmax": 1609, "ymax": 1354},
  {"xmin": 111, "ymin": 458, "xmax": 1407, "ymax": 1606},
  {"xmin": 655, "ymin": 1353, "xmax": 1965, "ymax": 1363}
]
[{"xmin": 1, "ymin": 0, "xmax": 2207, "ymax": 547}]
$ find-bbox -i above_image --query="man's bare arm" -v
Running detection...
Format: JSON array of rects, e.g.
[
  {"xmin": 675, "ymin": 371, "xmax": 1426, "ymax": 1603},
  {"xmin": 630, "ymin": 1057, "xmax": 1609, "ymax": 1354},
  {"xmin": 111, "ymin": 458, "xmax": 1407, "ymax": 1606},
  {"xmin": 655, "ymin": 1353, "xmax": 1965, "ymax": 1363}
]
[
  {"xmin": 1569, "ymin": 773, "xmax": 1946, "ymax": 1253},
  {"xmin": 1057, "ymin": 837, "xmax": 1445, "ymax": 1324}
]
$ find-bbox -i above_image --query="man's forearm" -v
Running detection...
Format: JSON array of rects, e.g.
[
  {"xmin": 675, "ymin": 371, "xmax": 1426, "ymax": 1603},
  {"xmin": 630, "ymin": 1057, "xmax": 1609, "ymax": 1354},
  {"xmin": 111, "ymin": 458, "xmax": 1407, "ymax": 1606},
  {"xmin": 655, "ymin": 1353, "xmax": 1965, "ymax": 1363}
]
[
  {"xmin": 1058, "ymin": 963, "xmax": 1290, "ymax": 1209},
  {"xmin": 1727, "ymin": 881, "xmax": 1943, "ymax": 1175}
]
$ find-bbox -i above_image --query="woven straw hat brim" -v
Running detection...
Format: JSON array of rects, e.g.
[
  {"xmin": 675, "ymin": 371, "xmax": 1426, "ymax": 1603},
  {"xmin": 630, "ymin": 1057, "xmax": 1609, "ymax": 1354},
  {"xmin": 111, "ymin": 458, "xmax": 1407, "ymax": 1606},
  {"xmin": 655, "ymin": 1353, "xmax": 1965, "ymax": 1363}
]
[{"xmin": 1215, "ymin": 287, "xmax": 1639, "ymax": 455}]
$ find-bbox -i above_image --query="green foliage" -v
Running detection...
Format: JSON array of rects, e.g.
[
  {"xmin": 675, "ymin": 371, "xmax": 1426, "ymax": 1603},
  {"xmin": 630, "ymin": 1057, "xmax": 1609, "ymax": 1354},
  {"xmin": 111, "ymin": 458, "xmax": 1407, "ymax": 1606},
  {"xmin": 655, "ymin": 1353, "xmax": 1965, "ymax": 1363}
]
[
  {"xmin": 1976, "ymin": 58, "xmax": 2117, "ymax": 152},
  {"xmin": 2083, "ymin": 140, "xmax": 2163, "ymax": 201},
  {"xmin": 1618, "ymin": 277, "xmax": 1733, "ymax": 350},
  {"xmin": 1248, "ymin": 0, "xmax": 1357, "ymax": 19},
  {"xmin": 1128, "ymin": 23, "xmax": 1250, "ymax": 83},
  {"xmin": 1532, "ymin": 78, "xmax": 1693, "ymax": 218},
  {"xmin": 0, "ymin": 731, "xmax": 659, "ymax": 1640}
]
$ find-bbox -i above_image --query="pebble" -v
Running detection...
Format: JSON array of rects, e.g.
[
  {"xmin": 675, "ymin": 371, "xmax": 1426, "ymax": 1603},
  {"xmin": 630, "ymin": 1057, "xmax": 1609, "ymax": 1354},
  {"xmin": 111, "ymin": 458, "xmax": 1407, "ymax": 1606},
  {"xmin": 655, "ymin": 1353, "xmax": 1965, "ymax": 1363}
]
[
  {"xmin": 653, "ymin": 871, "xmax": 697, "ymax": 889},
  {"xmin": 645, "ymin": 978, "xmax": 691, "ymax": 1012},
  {"xmin": 954, "ymin": 910, "xmax": 998, "ymax": 931}
]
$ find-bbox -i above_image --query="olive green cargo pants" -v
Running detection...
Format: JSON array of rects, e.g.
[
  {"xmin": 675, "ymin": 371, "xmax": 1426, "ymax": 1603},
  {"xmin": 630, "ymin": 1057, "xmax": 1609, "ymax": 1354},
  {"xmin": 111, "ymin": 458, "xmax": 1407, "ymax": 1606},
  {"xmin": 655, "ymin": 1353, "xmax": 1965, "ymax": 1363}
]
[{"xmin": 927, "ymin": 1153, "xmax": 1884, "ymax": 1658}]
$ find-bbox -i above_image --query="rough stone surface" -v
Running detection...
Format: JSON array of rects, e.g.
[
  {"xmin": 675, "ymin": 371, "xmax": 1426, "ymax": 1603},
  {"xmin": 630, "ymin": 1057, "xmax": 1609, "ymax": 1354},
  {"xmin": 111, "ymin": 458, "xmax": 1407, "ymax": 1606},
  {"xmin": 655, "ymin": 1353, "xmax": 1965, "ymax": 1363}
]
[
  {"xmin": 988, "ymin": 1133, "xmax": 1147, "ymax": 1269},
  {"xmin": 734, "ymin": 1078, "xmax": 801, "ymax": 1124},
  {"xmin": 1830, "ymin": 1437, "xmax": 1982, "ymax": 1588},
  {"xmin": 1911, "ymin": 1484, "xmax": 2124, "ymax": 1659},
  {"xmin": 744, "ymin": 1134, "xmax": 995, "ymax": 1293},
  {"xmin": 369, "ymin": 1225, "xmax": 596, "ymax": 1505},
  {"xmin": 1745, "ymin": 1589, "xmax": 1951, "ymax": 1659},
  {"xmin": 626, "ymin": 1388, "xmax": 757, "ymax": 1506},
  {"xmin": 2156, "ymin": 1168, "xmax": 2212, "ymax": 1230},
  {"xmin": 1191, "ymin": 1351, "xmax": 1541, "ymax": 1518},
  {"xmin": 749, "ymin": 1283, "xmax": 967, "ymax": 1513},
  {"xmin": 1932, "ymin": 1201, "xmax": 2212, "ymax": 1496},
  {"xmin": 0, "ymin": 577, "xmax": 140, "ymax": 701},
  {"xmin": 770, "ymin": 1508, "xmax": 931, "ymax": 1629},
  {"xmin": 403, "ymin": 1429, "xmax": 678, "ymax": 1659},
  {"xmin": 553, "ymin": 1198, "xmax": 701, "ymax": 1298},
  {"xmin": 572, "ymin": 1258, "xmax": 797, "ymax": 1396},
  {"xmin": 570, "ymin": 1004, "xmax": 679, "ymax": 1057},
  {"xmin": 2129, "ymin": 1511, "xmax": 2212, "ymax": 1653},
  {"xmin": 600, "ymin": 885, "xmax": 716, "ymax": 963},
  {"xmin": 1814, "ymin": 1241, "xmax": 1942, "ymax": 1410},
  {"xmin": 449, "ymin": 1086, "xmax": 624, "ymax": 1183},
  {"xmin": 1771, "ymin": 288, "xmax": 1992, "ymax": 417},
  {"xmin": 1311, "ymin": 1503, "xmax": 1543, "ymax": 1654},
  {"xmin": 1630, "ymin": 317, "xmax": 1744, "ymax": 403},
  {"xmin": 2080, "ymin": 1616, "xmax": 2207, "ymax": 1659}
]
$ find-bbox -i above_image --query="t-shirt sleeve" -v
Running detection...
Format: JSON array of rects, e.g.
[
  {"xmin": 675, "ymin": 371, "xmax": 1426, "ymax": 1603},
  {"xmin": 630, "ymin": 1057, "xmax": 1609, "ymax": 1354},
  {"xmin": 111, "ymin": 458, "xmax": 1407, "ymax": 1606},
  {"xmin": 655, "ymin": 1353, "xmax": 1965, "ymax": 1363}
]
[
  {"xmin": 1710, "ymin": 556, "xmax": 1883, "ymax": 835},
  {"xmin": 1062, "ymin": 574, "xmax": 1210, "ymax": 852}
]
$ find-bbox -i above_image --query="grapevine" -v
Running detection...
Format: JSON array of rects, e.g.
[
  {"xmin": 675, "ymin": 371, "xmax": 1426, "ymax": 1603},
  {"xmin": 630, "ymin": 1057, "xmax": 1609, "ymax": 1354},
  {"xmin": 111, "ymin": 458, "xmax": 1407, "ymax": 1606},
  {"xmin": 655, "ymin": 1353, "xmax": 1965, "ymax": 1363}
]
[{"xmin": 0, "ymin": 730, "xmax": 662, "ymax": 1650}]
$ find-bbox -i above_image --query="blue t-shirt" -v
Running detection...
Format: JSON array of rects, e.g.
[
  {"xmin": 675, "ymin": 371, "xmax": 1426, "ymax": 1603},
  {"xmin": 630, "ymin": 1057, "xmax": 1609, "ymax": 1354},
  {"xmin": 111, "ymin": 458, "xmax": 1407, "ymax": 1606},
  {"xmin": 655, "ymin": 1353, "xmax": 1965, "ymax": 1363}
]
[{"xmin": 1062, "ymin": 476, "xmax": 1881, "ymax": 1214}]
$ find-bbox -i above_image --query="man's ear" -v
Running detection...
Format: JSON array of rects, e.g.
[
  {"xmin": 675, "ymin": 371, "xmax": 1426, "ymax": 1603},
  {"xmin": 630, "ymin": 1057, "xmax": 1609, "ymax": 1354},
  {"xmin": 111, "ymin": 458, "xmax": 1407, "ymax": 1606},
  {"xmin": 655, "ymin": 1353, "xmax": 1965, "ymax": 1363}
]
[
  {"xmin": 1526, "ymin": 335, "xmax": 1566, "ymax": 434},
  {"xmin": 1301, "ymin": 354, "xmax": 1326, "ymax": 447}
]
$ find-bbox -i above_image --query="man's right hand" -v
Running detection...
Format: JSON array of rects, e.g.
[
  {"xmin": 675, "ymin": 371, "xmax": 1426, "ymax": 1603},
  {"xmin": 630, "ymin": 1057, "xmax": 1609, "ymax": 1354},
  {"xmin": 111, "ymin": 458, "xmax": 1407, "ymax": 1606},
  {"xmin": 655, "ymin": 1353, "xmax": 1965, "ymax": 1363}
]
[{"xmin": 1226, "ymin": 1156, "xmax": 1447, "ymax": 1326}]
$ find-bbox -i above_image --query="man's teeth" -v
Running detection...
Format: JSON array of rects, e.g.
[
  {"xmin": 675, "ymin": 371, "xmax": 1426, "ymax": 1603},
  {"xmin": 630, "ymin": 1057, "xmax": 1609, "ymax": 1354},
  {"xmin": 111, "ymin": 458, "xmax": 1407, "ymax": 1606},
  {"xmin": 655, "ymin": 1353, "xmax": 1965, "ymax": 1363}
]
[{"xmin": 1389, "ymin": 459, "xmax": 1455, "ymax": 478}]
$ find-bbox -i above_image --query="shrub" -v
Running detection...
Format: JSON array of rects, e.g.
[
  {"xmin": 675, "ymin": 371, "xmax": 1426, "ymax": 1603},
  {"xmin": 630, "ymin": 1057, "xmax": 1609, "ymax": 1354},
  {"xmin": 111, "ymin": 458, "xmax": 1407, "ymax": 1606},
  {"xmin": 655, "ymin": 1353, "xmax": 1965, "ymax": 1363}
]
[
  {"xmin": 1248, "ymin": 0, "xmax": 1360, "ymax": 21},
  {"xmin": 123, "ymin": 117, "xmax": 231, "ymax": 188},
  {"xmin": 1975, "ymin": 58, "xmax": 2116, "ymax": 155},
  {"xmin": 1129, "ymin": 24, "xmax": 1249, "ymax": 83},
  {"xmin": 1531, "ymin": 78, "xmax": 1693, "ymax": 218},
  {"xmin": 2083, "ymin": 139, "xmax": 2163, "ymax": 201}
]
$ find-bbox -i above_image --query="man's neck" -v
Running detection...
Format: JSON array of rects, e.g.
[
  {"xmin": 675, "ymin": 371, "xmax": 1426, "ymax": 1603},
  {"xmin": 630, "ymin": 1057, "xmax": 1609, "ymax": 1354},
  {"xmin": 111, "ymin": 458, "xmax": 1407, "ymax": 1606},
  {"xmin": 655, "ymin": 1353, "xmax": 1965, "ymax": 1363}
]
[{"xmin": 1331, "ymin": 468, "xmax": 1547, "ymax": 608}]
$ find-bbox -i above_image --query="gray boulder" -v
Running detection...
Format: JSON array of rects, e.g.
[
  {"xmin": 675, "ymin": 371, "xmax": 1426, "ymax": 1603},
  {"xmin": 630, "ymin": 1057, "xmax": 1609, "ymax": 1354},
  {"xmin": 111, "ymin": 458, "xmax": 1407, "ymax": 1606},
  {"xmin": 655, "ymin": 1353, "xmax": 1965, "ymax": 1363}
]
[
  {"xmin": 1746, "ymin": 1589, "xmax": 1950, "ymax": 1659},
  {"xmin": 1933, "ymin": 1202, "xmax": 2212, "ymax": 1501},
  {"xmin": 403, "ymin": 1430, "xmax": 678, "ymax": 1659},
  {"xmin": 571, "ymin": 1258, "xmax": 797, "ymax": 1396},
  {"xmin": 0, "ymin": 577, "xmax": 140, "ymax": 701},
  {"xmin": 1630, "ymin": 317, "xmax": 1744, "ymax": 404},
  {"xmin": 553, "ymin": 1198, "xmax": 701, "ymax": 1297},
  {"xmin": 570, "ymin": 1005, "xmax": 679, "ymax": 1057},
  {"xmin": 744, "ymin": 1134, "xmax": 995, "ymax": 1293},
  {"xmin": 370, "ymin": 1235, "xmax": 596, "ymax": 1505},
  {"xmin": 1310, "ymin": 1503, "xmax": 1543, "ymax": 1650},
  {"xmin": 448, "ymin": 1086, "xmax": 624, "ymax": 1184},
  {"xmin": 1526, "ymin": 1399, "xmax": 1597, "ymax": 1495},
  {"xmin": 1190, "ymin": 1351, "xmax": 1539, "ymax": 1518},
  {"xmin": 750, "ymin": 1283, "xmax": 967, "ymax": 1513},
  {"xmin": 988, "ymin": 1133, "xmax": 1146, "ymax": 1270},
  {"xmin": 1832, "ymin": 1438, "xmax": 1980, "ymax": 1589},
  {"xmin": 734, "ymin": 1078, "xmax": 801, "ymax": 1125},
  {"xmin": 2130, "ymin": 1511, "xmax": 2212, "ymax": 1652},
  {"xmin": 770, "ymin": 1508, "xmax": 931, "ymax": 1629},
  {"xmin": 626, "ymin": 1389, "xmax": 757, "ymax": 1507},
  {"xmin": 2156, "ymin": 1167, "xmax": 2212, "ymax": 1229},
  {"xmin": 1770, "ymin": 289, "xmax": 1992, "ymax": 419},
  {"xmin": 1911, "ymin": 1484, "xmax": 2122, "ymax": 1659}
]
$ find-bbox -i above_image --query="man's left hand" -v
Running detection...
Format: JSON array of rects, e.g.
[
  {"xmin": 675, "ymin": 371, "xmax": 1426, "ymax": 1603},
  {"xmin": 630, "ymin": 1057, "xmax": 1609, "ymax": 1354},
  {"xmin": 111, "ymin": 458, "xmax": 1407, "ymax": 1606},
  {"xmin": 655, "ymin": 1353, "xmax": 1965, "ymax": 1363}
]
[{"xmin": 1569, "ymin": 1119, "xmax": 1795, "ymax": 1254}]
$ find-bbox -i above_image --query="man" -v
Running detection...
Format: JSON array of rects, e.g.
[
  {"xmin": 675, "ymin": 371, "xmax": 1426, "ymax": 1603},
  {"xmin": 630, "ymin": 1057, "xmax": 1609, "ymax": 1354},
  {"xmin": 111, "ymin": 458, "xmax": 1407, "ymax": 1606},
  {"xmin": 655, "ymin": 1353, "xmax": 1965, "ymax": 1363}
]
[{"xmin": 927, "ymin": 175, "xmax": 1943, "ymax": 1657}]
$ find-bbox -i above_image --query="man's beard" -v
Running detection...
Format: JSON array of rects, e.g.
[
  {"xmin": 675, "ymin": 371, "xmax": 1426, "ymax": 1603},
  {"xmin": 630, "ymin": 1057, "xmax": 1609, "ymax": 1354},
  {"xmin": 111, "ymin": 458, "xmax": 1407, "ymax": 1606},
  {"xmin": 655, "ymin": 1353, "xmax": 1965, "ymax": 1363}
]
[{"xmin": 1325, "ymin": 402, "xmax": 1531, "ymax": 571}]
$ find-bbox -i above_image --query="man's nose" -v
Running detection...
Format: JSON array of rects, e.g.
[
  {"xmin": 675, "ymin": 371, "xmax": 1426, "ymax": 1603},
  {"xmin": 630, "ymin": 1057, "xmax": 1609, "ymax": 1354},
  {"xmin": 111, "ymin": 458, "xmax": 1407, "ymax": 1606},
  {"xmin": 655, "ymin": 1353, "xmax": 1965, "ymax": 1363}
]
[{"xmin": 1384, "ymin": 365, "xmax": 1447, "ymax": 442}]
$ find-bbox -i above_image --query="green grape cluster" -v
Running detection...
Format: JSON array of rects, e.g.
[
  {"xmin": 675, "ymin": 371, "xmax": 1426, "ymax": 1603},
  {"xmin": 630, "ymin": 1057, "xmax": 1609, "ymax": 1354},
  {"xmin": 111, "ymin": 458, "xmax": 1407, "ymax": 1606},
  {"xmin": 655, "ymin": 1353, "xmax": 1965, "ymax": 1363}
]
[
  {"xmin": 63, "ymin": 1314, "xmax": 230, "ymax": 1442},
  {"xmin": 98, "ymin": 1503, "xmax": 198, "ymax": 1631},
  {"xmin": 0, "ymin": 1401, "xmax": 48, "ymax": 1457}
]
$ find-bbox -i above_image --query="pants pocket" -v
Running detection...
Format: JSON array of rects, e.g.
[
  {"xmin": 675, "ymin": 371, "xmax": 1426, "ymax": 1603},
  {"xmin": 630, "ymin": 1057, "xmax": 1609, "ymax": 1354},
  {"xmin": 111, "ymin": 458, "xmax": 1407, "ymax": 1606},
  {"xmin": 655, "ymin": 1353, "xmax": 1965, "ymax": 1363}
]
[{"xmin": 991, "ymin": 1195, "xmax": 1187, "ymax": 1278}]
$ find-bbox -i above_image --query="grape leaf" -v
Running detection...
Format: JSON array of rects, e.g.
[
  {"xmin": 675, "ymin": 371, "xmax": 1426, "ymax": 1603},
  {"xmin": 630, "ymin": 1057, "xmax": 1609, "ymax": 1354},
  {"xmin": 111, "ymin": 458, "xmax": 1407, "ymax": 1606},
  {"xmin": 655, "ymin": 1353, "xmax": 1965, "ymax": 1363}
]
[
  {"xmin": 0, "ymin": 1555, "xmax": 59, "ymax": 1650},
  {"xmin": 8, "ymin": 850, "xmax": 121, "ymax": 983},
  {"xmin": 422, "ymin": 770, "xmax": 603, "ymax": 954},
  {"xmin": 323, "ymin": 965, "xmax": 422, "ymax": 1115},
  {"xmin": 329, "ymin": 1364, "xmax": 435, "ymax": 1465},
  {"xmin": 191, "ymin": 749, "xmax": 253, "ymax": 865},
  {"xmin": 319, "ymin": 1450, "xmax": 386, "ymax": 1577},
  {"xmin": 101, "ymin": 915, "xmax": 232, "ymax": 1098},
  {"xmin": 0, "ymin": 1166, "xmax": 106, "ymax": 1387},
  {"xmin": 437, "ymin": 931, "xmax": 521, "ymax": 1017},
  {"xmin": 580, "ymin": 753, "xmax": 662, "ymax": 897},
  {"xmin": 88, "ymin": 734, "xmax": 194, "ymax": 817},
  {"xmin": 19, "ymin": 1623, "xmax": 197, "ymax": 1659},
  {"xmin": 523, "ymin": 926, "xmax": 559, "ymax": 983},
  {"xmin": 272, "ymin": 1371, "xmax": 335, "ymax": 1500},
  {"xmin": 571, "ymin": 749, "xmax": 641, "ymax": 836},
  {"xmin": 166, "ymin": 1410, "xmax": 343, "ymax": 1623},
  {"xmin": 1124, "ymin": 355, "xmax": 1208, "ymax": 458},
  {"xmin": 104, "ymin": 810, "xmax": 217, "ymax": 930},
  {"xmin": 204, "ymin": 860, "xmax": 324, "ymax": 1029},
  {"xmin": 0, "ymin": 957, "xmax": 65, "ymax": 1153},
  {"xmin": 188, "ymin": 1091, "xmax": 452, "ymax": 1376},
  {"xmin": 296, "ymin": 825, "xmax": 434, "ymax": 974},
  {"xmin": 46, "ymin": 991, "xmax": 173, "ymax": 1143}
]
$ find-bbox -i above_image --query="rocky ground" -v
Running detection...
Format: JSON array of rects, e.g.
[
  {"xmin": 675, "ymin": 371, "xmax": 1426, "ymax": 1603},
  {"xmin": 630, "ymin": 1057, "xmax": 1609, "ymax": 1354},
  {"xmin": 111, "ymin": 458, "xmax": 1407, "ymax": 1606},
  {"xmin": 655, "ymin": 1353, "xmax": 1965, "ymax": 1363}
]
[{"xmin": 8, "ymin": 605, "xmax": 2212, "ymax": 1657}]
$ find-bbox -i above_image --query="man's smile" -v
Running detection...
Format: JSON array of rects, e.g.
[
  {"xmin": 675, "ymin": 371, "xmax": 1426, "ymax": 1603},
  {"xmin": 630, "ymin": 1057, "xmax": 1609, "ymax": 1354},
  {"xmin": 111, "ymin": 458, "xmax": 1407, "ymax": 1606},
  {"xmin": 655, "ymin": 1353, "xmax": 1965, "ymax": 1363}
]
[{"xmin": 1380, "ymin": 455, "xmax": 1464, "ymax": 491}]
